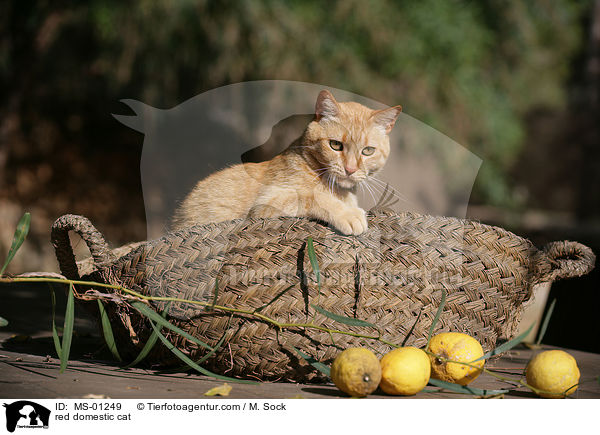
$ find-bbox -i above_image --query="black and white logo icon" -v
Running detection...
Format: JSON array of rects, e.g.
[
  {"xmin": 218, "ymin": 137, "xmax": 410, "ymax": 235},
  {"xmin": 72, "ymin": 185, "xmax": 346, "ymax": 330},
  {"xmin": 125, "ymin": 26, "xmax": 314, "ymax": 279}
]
[{"xmin": 3, "ymin": 401, "xmax": 50, "ymax": 433}]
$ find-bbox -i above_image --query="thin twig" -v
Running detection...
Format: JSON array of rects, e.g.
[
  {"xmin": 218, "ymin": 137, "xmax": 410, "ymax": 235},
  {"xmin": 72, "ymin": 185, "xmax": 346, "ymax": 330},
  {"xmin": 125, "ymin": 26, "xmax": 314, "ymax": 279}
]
[
  {"xmin": 1, "ymin": 276, "xmax": 397, "ymax": 347},
  {"xmin": 2, "ymin": 275, "xmax": 572, "ymax": 397}
]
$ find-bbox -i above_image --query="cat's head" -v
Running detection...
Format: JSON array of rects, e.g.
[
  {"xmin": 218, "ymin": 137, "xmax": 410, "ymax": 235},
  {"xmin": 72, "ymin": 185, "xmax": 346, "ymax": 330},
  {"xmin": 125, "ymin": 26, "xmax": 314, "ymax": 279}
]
[{"xmin": 303, "ymin": 90, "xmax": 402, "ymax": 189}]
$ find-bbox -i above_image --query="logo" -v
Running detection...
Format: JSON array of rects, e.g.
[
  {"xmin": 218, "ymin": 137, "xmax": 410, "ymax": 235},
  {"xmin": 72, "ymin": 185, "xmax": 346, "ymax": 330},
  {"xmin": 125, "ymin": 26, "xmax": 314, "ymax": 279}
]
[{"xmin": 3, "ymin": 401, "xmax": 50, "ymax": 433}]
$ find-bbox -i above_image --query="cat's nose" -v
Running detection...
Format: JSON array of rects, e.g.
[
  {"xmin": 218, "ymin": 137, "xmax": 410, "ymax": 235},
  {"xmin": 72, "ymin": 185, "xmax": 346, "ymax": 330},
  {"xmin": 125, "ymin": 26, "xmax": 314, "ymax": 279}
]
[{"xmin": 345, "ymin": 166, "xmax": 358, "ymax": 175}]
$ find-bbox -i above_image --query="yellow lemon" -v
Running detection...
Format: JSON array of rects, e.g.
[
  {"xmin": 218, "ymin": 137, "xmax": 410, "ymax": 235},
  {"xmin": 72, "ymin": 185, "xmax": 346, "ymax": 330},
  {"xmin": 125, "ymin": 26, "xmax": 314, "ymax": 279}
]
[
  {"xmin": 427, "ymin": 332, "xmax": 485, "ymax": 385},
  {"xmin": 380, "ymin": 347, "xmax": 431, "ymax": 395},
  {"xmin": 525, "ymin": 350, "xmax": 580, "ymax": 398},
  {"xmin": 330, "ymin": 347, "xmax": 382, "ymax": 397}
]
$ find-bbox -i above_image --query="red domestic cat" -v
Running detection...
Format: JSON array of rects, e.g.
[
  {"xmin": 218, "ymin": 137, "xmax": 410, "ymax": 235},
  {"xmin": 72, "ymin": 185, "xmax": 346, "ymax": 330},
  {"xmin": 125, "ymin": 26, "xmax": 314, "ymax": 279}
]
[{"xmin": 172, "ymin": 90, "xmax": 401, "ymax": 235}]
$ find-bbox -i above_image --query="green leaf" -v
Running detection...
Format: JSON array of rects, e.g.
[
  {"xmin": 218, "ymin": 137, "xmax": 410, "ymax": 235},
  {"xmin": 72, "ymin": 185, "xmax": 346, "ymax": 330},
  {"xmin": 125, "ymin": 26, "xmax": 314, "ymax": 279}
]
[
  {"xmin": 306, "ymin": 237, "xmax": 320, "ymax": 291},
  {"xmin": 0, "ymin": 316, "xmax": 8, "ymax": 327},
  {"xmin": 165, "ymin": 316, "xmax": 231, "ymax": 373},
  {"xmin": 124, "ymin": 304, "xmax": 170, "ymax": 369},
  {"xmin": 49, "ymin": 285, "xmax": 62, "ymax": 357},
  {"xmin": 425, "ymin": 288, "xmax": 447, "ymax": 350},
  {"xmin": 290, "ymin": 345, "xmax": 331, "ymax": 377},
  {"xmin": 473, "ymin": 322, "xmax": 535, "ymax": 363},
  {"xmin": 132, "ymin": 301, "xmax": 214, "ymax": 352},
  {"xmin": 428, "ymin": 378, "xmax": 509, "ymax": 396},
  {"xmin": 535, "ymin": 298, "xmax": 556, "ymax": 346},
  {"xmin": 147, "ymin": 319, "xmax": 256, "ymax": 384},
  {"xmin": 311, "ymin": 304, "xmax": 377, "ymax": 328},
  {"xmin": 210, "ymin": 278, "xmax": 219, "ymax": 310},
  {"xmin": 97, "ymin": 300, "xmax": 122, "ymax": 362},
  {"xmin": 1, "ymin": 212, "xmax": 31, "ymax": 276},
  {"xmin": 194, "ymin": 327, "xmax": 229, "ymax": 365},
  {"xmin": 59, "ymin": 283, "xmax": 75, "ymax": 373}
]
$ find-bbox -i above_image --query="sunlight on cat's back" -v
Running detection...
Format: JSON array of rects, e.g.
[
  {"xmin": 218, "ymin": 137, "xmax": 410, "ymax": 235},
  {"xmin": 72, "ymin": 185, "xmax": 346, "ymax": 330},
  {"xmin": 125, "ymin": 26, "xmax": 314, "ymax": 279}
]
[{"xmin": 172, "ymin": 161, "xmax": 264, "ymax": 226}]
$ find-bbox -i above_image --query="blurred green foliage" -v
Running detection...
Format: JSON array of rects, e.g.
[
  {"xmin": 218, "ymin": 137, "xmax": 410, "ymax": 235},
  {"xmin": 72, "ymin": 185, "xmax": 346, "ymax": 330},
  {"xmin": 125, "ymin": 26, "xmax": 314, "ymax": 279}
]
[{"xmin": 0, "ymin": 0, "xmax": 590, "ymax": 207}]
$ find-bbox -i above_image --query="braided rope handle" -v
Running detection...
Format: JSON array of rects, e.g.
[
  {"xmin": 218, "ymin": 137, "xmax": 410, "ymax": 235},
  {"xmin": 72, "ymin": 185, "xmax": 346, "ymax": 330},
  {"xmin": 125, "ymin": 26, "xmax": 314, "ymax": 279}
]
[
  {"xmin": 543, "ymin": 240, "xmax": 596, "ymax": 281},
  {"xmin": 51, "ymin": 214, "xmax": 113, "ymax": 280}
]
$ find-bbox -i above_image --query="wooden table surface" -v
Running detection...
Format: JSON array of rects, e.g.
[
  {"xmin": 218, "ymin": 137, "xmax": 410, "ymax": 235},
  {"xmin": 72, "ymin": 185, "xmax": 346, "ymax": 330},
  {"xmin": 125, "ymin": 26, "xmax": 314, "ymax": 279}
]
[
  {"xmin": 1, "ymin": 282, "xmax": 599, "ymax": 399},
  {"xmin": 0, "ymin": 339, "xmax": 599, "ymax": 399}
]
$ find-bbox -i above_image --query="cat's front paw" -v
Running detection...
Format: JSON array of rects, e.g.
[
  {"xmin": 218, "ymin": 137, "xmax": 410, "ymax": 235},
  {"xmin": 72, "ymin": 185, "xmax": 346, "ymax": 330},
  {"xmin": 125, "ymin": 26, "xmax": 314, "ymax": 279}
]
[{"xmin": 332, "ymin": 207, "xmax": 368, "ymax": 235}]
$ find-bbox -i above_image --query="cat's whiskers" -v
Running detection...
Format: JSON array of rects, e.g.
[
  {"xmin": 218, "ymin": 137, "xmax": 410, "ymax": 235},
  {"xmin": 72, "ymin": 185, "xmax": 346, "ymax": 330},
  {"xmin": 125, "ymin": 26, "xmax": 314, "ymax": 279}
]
[
  {"xmin": 365, "ymin": 176, "xmax": 410, "ymax": 206},
  {"xmin": 309, "ymin": 166, "xmax": 331, "ymax": 184},
  {"xmin": 366, "ymin": 178, "xmax": 399, "ymax": 200},
  {"xmin": 357, "ymin": 179, "xmax": 380, "ymax": 207},
  {"xmin": 329, "ymin": 174, "xmax": 335, "ymax": 195},
  {"xmin": 329, "ymin": 173, "xmax": 340, "ymax": 196}
]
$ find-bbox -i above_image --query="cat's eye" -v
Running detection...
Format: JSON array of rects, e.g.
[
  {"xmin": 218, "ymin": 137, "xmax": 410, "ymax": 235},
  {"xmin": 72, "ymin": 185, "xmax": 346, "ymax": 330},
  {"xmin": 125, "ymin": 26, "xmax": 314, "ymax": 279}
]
[
  {"xmin": 329, "ymin": 139, "xmax": 343, "ymax": 151},
  {"xmin": 362, "ymin": 146, "xmax": 375, "ymax": 156}
]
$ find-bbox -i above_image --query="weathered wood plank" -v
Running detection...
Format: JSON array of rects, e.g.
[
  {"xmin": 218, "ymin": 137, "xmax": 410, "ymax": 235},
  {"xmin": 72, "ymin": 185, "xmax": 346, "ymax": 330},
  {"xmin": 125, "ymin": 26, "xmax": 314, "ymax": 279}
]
[{"xmin": 1, "ymin": 339, "xmax": 597, "ymax": 399}]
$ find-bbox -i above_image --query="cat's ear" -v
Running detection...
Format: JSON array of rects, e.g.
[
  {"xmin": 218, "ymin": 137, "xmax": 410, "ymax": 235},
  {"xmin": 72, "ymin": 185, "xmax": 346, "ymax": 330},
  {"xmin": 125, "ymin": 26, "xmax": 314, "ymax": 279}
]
[
  {"xmin": 315, "ymin": 90, "xmax": 340, "ymax": 121},
  {"xmin": 371, "ymin": 105, "xmax": 402, "ymax": 134}
]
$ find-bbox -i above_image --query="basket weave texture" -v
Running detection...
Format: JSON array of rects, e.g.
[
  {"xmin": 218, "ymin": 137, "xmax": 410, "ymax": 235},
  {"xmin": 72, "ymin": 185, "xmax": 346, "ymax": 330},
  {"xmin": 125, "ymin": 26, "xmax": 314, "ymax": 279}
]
[{"xmin": 51, "ymin": 210, "xmax": 595, "ymax": 382}]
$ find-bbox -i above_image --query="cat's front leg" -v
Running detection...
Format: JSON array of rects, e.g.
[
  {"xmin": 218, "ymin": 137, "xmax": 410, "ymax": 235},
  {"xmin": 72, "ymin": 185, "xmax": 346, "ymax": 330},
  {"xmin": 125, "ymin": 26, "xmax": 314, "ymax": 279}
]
[
  {"xmin": 310, "ymin": 192, "xmax": 368, "ymax": 235},
  {"xmin": 249, "ymin": 187, "xmax": 368, "ymax": 236},
  {"xmin": 328, "ymin": 205, "xmax": 368, "ymax": 236}
]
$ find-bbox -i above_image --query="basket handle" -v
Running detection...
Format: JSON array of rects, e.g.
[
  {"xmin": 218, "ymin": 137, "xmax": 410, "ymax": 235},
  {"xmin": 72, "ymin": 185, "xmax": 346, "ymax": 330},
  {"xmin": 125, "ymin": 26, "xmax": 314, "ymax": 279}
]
[
  {"xmin": 543, "ymin": 240, "xmax": 596, "ymax": 281},
  {"xmin": 51, "ymin": 214, "xmax": 113, "ymax": 280}
]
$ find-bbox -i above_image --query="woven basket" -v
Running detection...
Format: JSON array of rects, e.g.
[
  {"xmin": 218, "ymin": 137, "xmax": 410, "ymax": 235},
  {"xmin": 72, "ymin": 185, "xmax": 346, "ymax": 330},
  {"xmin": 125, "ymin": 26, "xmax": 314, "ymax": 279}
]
[{"xmin": 51, "ymin": 210, "xmax": 595, "ymax": 382}]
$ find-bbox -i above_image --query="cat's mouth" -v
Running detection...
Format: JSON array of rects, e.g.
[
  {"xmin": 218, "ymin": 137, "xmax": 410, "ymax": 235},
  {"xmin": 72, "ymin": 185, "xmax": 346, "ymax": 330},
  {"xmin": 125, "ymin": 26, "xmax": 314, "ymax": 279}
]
[{"xmin": 319, "ymin": 167, "xmax": 365, "ymax": 189}]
